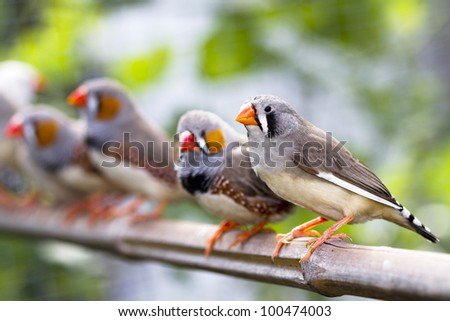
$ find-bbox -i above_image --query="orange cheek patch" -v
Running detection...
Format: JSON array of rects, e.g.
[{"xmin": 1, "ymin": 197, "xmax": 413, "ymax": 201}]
[
  {"xmin": 97, "ymin": 95, "xmax": 122, "ymax": 120},
  {"xmin": 35, "ymin": 120, "xmax": 59, "ymax": 148},
  {"xmin": 205, "ymin": 128, "xmax": 226, "ymax": 154}
]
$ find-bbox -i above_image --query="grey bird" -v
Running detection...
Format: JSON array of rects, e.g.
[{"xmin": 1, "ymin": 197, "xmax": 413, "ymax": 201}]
[
  {"xmin": 67, "ymin": 78, "xmax": 187, "ymax": 221},
  {"xmin": 176, "ymin": 110, "xmax": 293, "ymax": 255},
  {"xmin": 0, "ymin": 93, "xmax": 22, "ymax": 169},
  {"xmin": 235, "ymin": 95, "xmax": 438, "ymax": 262},
  {"xmin": 0, "ymin": 94, "xmax": 25, "ymax": 205},
  {"xmin": 4, "ymin": 108, "xmax": 111, "ymax": 207},
  {"xmin": 0, "ymin": 61, "xmax": 45, "ymax": 204}
]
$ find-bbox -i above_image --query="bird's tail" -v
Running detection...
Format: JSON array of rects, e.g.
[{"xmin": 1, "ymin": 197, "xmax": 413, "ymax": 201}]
[{"xmin": 387, "ymin": 205, "xmax": 439, "ymax": 243}]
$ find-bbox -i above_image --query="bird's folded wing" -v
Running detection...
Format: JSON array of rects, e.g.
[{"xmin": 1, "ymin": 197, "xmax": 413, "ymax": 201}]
[{"xmin": 291, "ymin": 133, "xmax": 401, "ymax": 210}]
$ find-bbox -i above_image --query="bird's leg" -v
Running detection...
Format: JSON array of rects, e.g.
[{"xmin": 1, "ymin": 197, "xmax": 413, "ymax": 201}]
[
  {"xmin": 87, "ymin": 193, "xmax": 131, "ymax": 226},
  {"xmin": 301, "ymin": 215, "xmax": 353, "ymax": 262},
  {"xmin": 272, "ymin": 216, "xmax": 328, "ymax": 261},
  {"xmin": 16, "ymin": 189, "xmax": 40, "ymax": 208},
  {"xmin": 129, "ymin": 199, "xmax": 167, "ymax": 225},
  {"xmin": 205, "ymin": 220, "xmax": 241, "ymax": 256},
  {"xmin": 106, "ymin": 195, "xmax": 146, "ymax": 219},
  {"xmin": 228, "ymin": 220, "xmax": 272, "ymax": 248},
  {"xmin": 64, "ymin": 193, "xmax": 107, "ymax": 225},
  {"xmin": 0, "ymin": 187, "xmax": 17, "ymax": 207}
]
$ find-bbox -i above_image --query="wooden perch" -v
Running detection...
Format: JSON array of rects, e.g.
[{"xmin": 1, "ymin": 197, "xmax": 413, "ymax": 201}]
[{"xmin": 0, "ymin": 206, "xmax": 449, "ymax": 300}]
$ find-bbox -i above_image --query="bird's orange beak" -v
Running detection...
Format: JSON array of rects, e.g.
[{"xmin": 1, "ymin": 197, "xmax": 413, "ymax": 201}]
[
  {"xmin": 4, "ymin": 115, "xmax": 24, "ymax": 138},
  {"xmin": 235, "ymin": 102, "xmax": 257, "ymax": 126},
  {"xmin": 67, "ymin": 85, "xmax": 88, "ymax": 107},
  {"xmin": 179, "ymin": 130, "xmax": 199, "ymax": 152}
]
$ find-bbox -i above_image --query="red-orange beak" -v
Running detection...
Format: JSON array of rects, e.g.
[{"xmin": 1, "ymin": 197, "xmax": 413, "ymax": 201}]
[
  {"xmin": 4, "ymin": 115, "xmax": 24, "ymax": 138},
  {"xmin": 235, "ymin": 102, "xmax": 258, "ymax": 126},
  {"xmin": 179, "ymin": 130, "xmax": 199, "ymax": 152},
  {"xmin": 67, "ymin": 85, "xmax": 88, "ymax": 107}
]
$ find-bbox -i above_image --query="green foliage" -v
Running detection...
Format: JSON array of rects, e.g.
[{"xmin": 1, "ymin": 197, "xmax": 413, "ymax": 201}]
[
  {"xmin": 0, "ymin": 238, "xmax": 104, "ymax": 300},
  {"xmin": 200, "ymin": 10, "xmax": 268, "ymax": 78},
  {"xmin": 109, "ymin": 47, "xmax": 171, "ymax": 89},
  {"xmin": 0, "ymin": 0, "xmax": 103, "ymax": 112},
  {"xmin": 277, "ymin": 0, "xmax": 386, "ymax": 52}
]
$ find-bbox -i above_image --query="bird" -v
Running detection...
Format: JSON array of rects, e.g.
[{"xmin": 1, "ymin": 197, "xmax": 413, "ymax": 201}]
[
  {"xmin": 67, "ymin": 77, "xmax": 187, "ymax": 222},
  {"xmin": 4, "ymin": 108, "xmax": 113, "ymax": 216},
  {"xmin": 0, "ymin": 93, "xmax": 25, "ymax": 206},
  {"xmin": 176, "ymin": 110, "xmax": 293, "ymax": 255},
  {"xmin": 0, "ymin": 60, "xmax": 46, "ymax": 106},
  {"xmin": 0, "ymin": 61, "xmax": 45, "ymax": 204},
  {"xmin": 0, "ymin": 93, "xmax": 22, "ymax": 170},
  {"xmin": 235, "ymin": 95, "xmax": 438, "ymax": 262}
]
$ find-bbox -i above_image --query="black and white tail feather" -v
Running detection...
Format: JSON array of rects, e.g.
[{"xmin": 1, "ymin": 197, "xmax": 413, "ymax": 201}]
[
  {"xmin": 316, "ymin": 171, "xmax": 439, "ymax": 243},
  {"xmin": 397, "ymin": 203, "xmax": 439, "ymax": 243}
]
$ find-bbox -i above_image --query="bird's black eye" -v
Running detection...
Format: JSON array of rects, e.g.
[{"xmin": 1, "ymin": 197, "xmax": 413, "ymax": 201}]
[
  {"xmin": 200, "ymin": 130, "xmax": 206, "ymax": 138},
  {"xmin": 264, "ymin": 106, "xmax": 272, "ymax": 113}
]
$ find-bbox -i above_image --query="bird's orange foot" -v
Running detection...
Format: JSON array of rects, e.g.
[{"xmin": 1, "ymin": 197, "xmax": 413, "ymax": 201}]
[
  {"xmin": 302, "ymin": 233, "xmax": 352, "ymax": 262},
  {"xmin": 228, "ymin": 221, "xmax": 271, "ymax": 249},
  {"xmin": 271, "ymin": 216, "xmax": 329, "ymax": 262},
  {"xmin": 86, "ymin": 193, "xmax": 128, "ymax": 226},
  {"xmin": 300, "ymin": 216, "xmax": 354, "ymax": 263},
  {"xmin": 64, "ymin": 193, "xmax": 107, "ymax": 225},
  {"xmin": 0, "ymin": 188, "xmax": 18, "ymax": 207},
  {"xmin": 272, "ymin": 229, "xmax": 321, "ymax": 261},
  {"xmin": 14, "ymin": 190, "xmax": 40, "ymax": 209},
  {"xmin": 205, "ymin": 220, "xmax": 241, "ymax": 256}
]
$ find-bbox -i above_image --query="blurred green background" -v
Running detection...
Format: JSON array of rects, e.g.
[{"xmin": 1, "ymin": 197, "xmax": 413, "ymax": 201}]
[{"xmin": 0, "ymin": 0, "xmax": 449, "ymax": 300}]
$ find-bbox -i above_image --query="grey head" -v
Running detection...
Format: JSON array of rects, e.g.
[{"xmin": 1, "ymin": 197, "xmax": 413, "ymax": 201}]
[
  {"xmin": 238, "ymin": 95, "xmax": 305, "ymax": 142},
  {"xmin": 68, "ymin": 77, "xmax": 140, "ymax": 149},
  {"xmin": 175, "ymin": 110, "xmax": 244, "ymax": 195},
  {"xmin": 14, "ymin": 109, "xmax": 81, "ymax": 172}
]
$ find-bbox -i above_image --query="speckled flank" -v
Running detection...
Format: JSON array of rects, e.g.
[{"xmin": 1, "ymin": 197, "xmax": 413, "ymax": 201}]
[{"xmin": 210, "ymin": 175, "xmax": 290, "ymax": 217}]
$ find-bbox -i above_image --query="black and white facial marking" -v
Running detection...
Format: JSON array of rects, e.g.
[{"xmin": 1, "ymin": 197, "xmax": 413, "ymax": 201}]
[
  {"xmin": 176, "ymin": 131, "xmax": 225, "ymax": 196},
  {"xmin": 252, "ymin": 104, "xmax": 281, "ymax": 139},
  {"xmin": 248, "ymin": 95, "xmax": 300, "ymax": 140},
  {"xmin": 197, "ymin": 130, "xmax": 209, "ymax": 155},
  {"xmin": 86, "ymin": 91, "xmax": 99, "ymax": 121}
]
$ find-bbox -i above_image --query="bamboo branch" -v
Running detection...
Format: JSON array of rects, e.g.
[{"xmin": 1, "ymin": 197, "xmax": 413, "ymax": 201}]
[{"xmin": 0, "ymin": 206, "xmax": 449, "ymax": 300}]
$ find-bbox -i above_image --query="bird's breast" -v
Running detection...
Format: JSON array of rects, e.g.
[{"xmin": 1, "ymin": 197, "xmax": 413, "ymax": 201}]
[{"xmin": 196, "ymin": 193, "xmax": 263, "ymax": 224}]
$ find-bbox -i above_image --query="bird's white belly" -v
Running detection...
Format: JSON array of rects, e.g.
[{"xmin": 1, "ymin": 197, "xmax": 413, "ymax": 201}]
[
  {"xmin": 57, "ymin": 165, "xmax": 108, "ymax": 194},
  {"xmin": 0, "ymin": 140, "xmax": 16, "ymax": 166},
  {"xmin": 197, "ymin": 193, "xmax": 262, "ymax": 224},
  {"xmin": 255, "ymin": 168, "xmax": 383, "ymax": 223},
  {"xmin": 89, "ymin": 149, "xmax": 176, "ymax": 201}
]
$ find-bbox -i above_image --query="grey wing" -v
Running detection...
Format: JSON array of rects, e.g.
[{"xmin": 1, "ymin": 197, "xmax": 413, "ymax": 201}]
[
  {"xmin": 124, "ymin": 114, "xmax": 173, "ymax": 165},
  {"xmin": 291, "ymin": 127, "xmax": 400, "ymax": 209}
]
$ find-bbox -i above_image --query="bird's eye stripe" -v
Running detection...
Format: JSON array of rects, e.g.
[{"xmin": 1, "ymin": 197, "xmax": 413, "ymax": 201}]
[{"xmin": 250, "ymin": 104, "xmax": 263, "ymax": 131}]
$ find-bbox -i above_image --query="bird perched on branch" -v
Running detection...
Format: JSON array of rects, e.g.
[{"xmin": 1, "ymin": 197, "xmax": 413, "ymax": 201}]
[
  {"xmin": 0, "ymin": 61, "xmax": 45, "ymax": 204},
  {"xmin": 4, "ymin": 108, "xmax": 112, "ymax": 213},
  {"xmin": 67, "ymin": 78, "xmax": 187, "ymax": 222},
  {"xmin": 176, "ymin": 110, "xmax": 293, "ymax": 255},
  {"xmin": 235, "ymin": 95, "xmax": 438, "ymax": 263},
  {"xmin": 0, "ymin": 94, "xmax": 25, "ymax": 205},
  {"xmin": 0, "ymin": 94, "xmax": 22, "ymax": 170}
]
